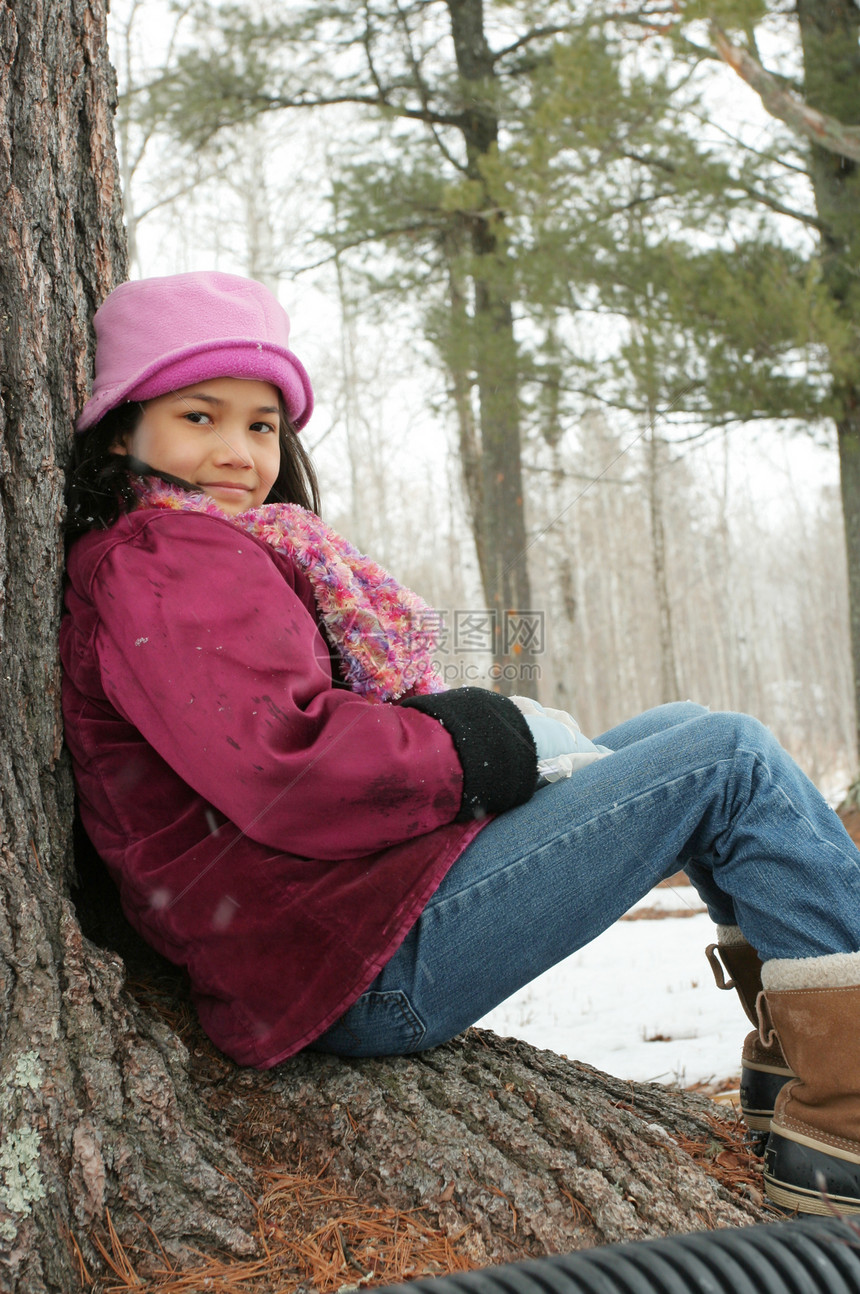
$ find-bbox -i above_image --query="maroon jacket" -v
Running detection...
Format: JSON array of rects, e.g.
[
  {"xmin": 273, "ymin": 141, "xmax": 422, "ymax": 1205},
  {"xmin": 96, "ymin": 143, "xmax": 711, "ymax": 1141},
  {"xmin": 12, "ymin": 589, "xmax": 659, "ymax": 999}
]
[{"xmin": 60, "ymin": 509, "xmax": 537, "ymax": 1067}]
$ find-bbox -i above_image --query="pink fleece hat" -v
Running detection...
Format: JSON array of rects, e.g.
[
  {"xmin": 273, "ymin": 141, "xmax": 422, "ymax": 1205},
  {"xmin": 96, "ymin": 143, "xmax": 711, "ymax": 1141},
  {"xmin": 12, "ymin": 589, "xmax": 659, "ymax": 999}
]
[{"xmin": 76, "ymin": 271, "xmax": 314, "ymax": 432}]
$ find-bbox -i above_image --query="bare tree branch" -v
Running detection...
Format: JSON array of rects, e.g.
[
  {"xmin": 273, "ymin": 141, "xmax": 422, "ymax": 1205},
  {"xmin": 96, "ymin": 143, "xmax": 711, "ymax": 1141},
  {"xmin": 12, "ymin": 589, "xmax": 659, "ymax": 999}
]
[
  {"xmin": 688, "ymin": 113, "xmax": 811, "ymax": 178},
  {"xmin": 249, "ymin": 89, "xmax": 468, "ymax": 130},
  {"xmin": 729, "ymin": 184, "xmax": 823, "ymax": 232},
  {"xmin": 281, "ymin": 215, "xmax": 456, "ymax": 273},
  {"xmin": 710, "ymin": 23, "xmax": 860, "ymax": 165},
  {"xmin": 619, "ymin": 147, "xmax": 823, "ymax": 231},
  {"xmin": 491, "ymin": 23, "xmax": 579, "ymax": 65},
  {"xmin": 392, "ymin": 0, "xmax": 468, "ymax": 173}
]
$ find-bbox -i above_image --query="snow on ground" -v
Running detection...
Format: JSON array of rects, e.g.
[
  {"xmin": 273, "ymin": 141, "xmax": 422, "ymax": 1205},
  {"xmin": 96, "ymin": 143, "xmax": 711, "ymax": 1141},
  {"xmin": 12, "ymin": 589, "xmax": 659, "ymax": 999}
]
[{"xmin": 476, "ymin": 884, "xmax": 745, "ymax": 1090}]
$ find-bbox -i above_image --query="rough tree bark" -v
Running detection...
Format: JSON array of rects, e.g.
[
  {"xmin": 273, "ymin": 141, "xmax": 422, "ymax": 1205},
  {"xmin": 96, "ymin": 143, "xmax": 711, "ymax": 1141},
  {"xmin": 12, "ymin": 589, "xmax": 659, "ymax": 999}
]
[
  {"xmin": 0, "ymin": 0, "xmax": 771, "ymax": 1287},
  {"xmin": 0, "ymin": 1, "xmax": 257, "ymax": 1289},
  {"xmin": 253, "ymin": 1033, "xmax": 770, "ymax": 1265},
  {"xmin": 59, "ymin": 966, "xmax": 772, "ymax": 1283}
]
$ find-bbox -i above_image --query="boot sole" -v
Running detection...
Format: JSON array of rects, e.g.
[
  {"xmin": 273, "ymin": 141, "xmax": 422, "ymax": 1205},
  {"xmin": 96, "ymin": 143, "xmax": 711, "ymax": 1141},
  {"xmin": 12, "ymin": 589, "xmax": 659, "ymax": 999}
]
[
  {"xmin": 764, "ymin": 1178, "xmax": 860, "ymax": 1214},
  {"xmin": 764, "ymin": 1129, "xmax": 860, "ymax": 1215},
  {"xmin": 742, "ymin": 1111, "xmax": 774, "ymax": 1133}
]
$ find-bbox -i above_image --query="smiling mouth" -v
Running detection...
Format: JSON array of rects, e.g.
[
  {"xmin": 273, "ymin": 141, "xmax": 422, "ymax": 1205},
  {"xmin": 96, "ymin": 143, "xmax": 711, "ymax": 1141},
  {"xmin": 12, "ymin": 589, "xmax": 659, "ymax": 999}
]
[{"xmin": 202, "ymin": 482, "xmax": 252, "ymax": 492}]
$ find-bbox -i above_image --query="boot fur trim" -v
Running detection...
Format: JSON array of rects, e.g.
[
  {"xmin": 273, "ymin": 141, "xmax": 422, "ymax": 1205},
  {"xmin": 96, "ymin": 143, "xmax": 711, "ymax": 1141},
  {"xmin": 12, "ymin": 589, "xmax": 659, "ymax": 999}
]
[
  {"xmin": 762, "ymin": 949, "xmax": 860, "ymax": 991},
  {"xmin": 715, "ymin": 924, "xmax": 748, "ymax": 947}
]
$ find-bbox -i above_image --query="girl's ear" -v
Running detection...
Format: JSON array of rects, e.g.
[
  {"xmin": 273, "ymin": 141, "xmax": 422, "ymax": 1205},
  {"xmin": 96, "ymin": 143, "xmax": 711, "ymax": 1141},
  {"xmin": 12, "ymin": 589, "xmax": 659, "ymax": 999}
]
[
  {"xmin": 110, "ymin": 423, "xmax": 135, "ymax": 456},
  {"xmin": 99, "ymin": 403, "xmax": 143, "ymax": 459}
]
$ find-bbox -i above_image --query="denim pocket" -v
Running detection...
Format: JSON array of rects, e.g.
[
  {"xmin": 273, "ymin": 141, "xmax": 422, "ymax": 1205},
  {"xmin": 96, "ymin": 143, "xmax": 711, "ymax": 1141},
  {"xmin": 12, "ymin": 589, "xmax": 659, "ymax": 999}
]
[{"xmin": 311, "ymin": 989, "xmax": 427, "ymax": 1057}]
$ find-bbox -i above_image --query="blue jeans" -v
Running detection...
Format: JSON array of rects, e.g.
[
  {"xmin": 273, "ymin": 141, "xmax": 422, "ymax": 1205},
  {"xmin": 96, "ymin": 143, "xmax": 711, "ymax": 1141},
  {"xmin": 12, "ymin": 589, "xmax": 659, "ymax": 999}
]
[{"xmin": 312, "ymin": 704, "xmax": 860, "ymax": 1057}]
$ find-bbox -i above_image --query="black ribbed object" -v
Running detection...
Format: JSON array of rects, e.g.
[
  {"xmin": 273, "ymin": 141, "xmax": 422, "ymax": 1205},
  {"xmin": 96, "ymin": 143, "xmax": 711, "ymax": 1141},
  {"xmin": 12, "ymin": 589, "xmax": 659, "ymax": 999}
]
[{"xmin": 374, "ymin": 1217, "xmax": 860, "ymax": 1294}]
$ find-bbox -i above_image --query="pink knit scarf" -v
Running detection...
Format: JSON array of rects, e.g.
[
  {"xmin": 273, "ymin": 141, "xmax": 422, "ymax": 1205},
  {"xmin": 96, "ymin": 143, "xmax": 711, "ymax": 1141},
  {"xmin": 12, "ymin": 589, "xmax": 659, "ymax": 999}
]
[{"xmin": 134, "ymin": 480, "xmax": 446, "ymax": 704}]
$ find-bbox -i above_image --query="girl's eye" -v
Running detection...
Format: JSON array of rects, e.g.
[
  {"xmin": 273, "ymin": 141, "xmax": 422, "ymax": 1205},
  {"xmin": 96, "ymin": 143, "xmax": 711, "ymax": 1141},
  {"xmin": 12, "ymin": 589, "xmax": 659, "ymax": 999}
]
[
  {"xmin": 184, "ymin": 410, "xmax": 211, "ymax": 425},
  {"xmin": 251, "ymin": 421, "xmax": 278, "ymax": 435}
]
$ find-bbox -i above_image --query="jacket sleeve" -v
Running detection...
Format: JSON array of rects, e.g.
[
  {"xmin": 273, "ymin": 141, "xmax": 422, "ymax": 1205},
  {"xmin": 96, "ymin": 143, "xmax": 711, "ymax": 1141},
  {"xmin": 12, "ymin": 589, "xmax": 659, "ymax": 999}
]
[{"xmin": 87, "ymin": 512, "xmax": 536, "ymax": 858}]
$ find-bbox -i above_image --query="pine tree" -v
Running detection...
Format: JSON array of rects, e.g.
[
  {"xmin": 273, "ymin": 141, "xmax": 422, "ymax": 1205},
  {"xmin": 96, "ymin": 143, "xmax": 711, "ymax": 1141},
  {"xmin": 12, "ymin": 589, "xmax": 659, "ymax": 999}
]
[{"xmin": 686, "ymin": 0, "xmax": 860, "ymax": 764}]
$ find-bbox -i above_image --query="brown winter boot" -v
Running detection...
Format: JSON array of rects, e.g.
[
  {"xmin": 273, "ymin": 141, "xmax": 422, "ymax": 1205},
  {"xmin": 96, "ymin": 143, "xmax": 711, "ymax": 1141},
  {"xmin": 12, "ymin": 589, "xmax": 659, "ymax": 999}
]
[
  {"xmin": 706, "ymin": 929, "xmax": 793, "ymax": 1133},
  {"xmin": 759, "ymin": 955, "xmax": 860, "ymax": 1215}
]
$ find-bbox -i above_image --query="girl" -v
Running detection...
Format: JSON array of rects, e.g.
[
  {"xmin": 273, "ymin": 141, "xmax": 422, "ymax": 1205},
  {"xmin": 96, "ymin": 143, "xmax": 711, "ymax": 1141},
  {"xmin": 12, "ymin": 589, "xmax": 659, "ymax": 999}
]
[{"xmin": 63, "ymin": 270, "xmax": 860, "ymax": 1215}]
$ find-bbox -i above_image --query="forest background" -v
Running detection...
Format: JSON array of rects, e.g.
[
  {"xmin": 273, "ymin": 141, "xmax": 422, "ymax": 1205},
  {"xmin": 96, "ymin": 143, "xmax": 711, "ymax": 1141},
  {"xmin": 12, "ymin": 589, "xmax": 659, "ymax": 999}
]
[{"xmin": 111, "ymin": 0, "xmax": 860, "ymax": 800}]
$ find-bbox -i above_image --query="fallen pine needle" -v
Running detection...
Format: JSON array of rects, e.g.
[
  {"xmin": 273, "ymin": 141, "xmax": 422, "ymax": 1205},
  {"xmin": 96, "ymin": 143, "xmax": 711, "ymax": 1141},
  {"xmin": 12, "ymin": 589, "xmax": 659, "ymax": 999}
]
[{"xmin": 86, "ymin": 1164, "xmax": 478, "ymax": 1294}]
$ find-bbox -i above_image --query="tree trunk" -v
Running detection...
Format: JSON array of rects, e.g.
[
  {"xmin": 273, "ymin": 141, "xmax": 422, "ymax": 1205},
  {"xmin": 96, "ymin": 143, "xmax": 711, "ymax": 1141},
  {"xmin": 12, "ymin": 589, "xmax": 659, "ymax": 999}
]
[
  {"xmin": 0, "ymin": 1, "xmax": 258, "ymax": 1288},
  {"xmin": 447, "ymin": 0, "xmax": 536, "ymax": 694},
  {"xmin": 796, "ymin": 0, "xmax": 860, "ymax": 762},
  {"xmin": 646, "ymin": 425, "xmax": 681, "ymax": 705},
  {"xmin": 194, "ymin": 1026, "xmax": 770, "ymax": 1274},
  {"xmin": 837, "ymin": 403, "xmax": 860, "ymax": 761},
  {"xmin": 443, "ymin": 242, "xmax": 488, "ymax": 597}
]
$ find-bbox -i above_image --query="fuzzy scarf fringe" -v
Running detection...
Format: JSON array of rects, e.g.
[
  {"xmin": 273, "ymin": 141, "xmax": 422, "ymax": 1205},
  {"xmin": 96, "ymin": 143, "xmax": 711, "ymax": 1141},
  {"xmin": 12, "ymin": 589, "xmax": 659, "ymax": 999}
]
[{"xmin": 134, "ymin": 479, "xmax": 446, "ymax": 704}]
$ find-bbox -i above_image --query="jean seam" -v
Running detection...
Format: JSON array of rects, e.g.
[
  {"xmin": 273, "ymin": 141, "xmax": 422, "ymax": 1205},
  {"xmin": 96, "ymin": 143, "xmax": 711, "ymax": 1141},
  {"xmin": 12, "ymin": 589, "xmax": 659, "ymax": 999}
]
[
  {"xmin": 427, "ymin": 757, "xmax": 748, "ymax": 910},
  {"xmin": 731, "ymin": 744, "xmax": 859, "ymax": 870},
  {"xmin": 395, "ymin": 991, "xmax": 425, "ymax": 1047},
  {"xmin": 766, "ymin": 781, "xmax": 860, "ymax": 871},
  {"xmin": 363, "ymin": 989, "xmax": 425, "ymax": 1048}
]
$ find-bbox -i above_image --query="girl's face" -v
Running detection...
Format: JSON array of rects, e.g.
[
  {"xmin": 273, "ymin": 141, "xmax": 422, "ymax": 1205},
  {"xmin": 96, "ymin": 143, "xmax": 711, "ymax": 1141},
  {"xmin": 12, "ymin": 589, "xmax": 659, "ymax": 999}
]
[{"xmin": 114, "ymin": 377, "xmax": 283, "ymax": 514}]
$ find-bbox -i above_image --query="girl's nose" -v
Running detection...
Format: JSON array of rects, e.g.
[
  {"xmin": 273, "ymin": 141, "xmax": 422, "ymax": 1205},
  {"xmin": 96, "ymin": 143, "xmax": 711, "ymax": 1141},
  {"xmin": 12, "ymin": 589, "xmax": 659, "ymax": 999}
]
[{"xmin": 213, "ymin": 428, "xmax": 253, "ymax": 466}]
